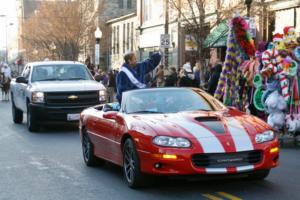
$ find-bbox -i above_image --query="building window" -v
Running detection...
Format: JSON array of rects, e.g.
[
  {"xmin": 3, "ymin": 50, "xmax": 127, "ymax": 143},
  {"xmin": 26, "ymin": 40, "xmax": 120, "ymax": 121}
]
[
  {"xmin": 131, "ymin": 22, "xmax": 134, "ymax": 51},
  {"xmin": 127, "ymin": 23, "xmax": 130, "ymax": 51},
  {"xmin": 123, "ymin": 24, "xmax": 126, "ymax": 53},
  {"xmin": 116, "ymin": 25, "xmax": 120, "ymax": 54},
  {"xmin": 127, "ymin": 0, "xmax": 132, "ymax": 9},
  {"xmin": 143, "ymin": 0, "xmax": 151, "ymax": 22},
  {"xmin": 119, "ymin": 0, "xmax": 123, "ymax": 8}
]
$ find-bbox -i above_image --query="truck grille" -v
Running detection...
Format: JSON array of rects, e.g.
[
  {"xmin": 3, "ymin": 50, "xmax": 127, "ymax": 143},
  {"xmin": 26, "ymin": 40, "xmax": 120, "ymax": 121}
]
[
  {"xmin": 45, "ymin": 91, "xmax": 99, "ymax": 106},
  {"xmin": 191, "ymin": 150, "xmax": 262, "ymax": 168}
]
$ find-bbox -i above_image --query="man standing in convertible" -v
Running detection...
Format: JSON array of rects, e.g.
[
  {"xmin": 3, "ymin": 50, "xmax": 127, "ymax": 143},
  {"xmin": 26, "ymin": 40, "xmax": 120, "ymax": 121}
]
[{"xmin": 116, "ymin": 52, "xmax": 162, "ymax": 103}]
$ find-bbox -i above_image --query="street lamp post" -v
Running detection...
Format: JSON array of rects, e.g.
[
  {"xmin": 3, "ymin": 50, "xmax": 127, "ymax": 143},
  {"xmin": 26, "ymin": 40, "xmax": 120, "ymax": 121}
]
[
  {"xmin": 245, "ymin": 0, "xmax": 253, "ymax": 17},
  {"xmin": 94, "ymin": 27, "xmax": 102, "ymax": 70}
]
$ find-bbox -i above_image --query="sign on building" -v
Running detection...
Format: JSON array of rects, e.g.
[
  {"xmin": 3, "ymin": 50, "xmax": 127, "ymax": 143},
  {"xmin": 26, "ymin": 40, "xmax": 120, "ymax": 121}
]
[
  {"xmin": 185, "ymin": 35, "xmax": 197, "ymax": 51},
  {"xmin": 160, "ymin": 34, "xmax": 170, "ymax": 48},
  {"xmin": 245, "ymin": 17, "xmax": 256, "ymax": 38}
]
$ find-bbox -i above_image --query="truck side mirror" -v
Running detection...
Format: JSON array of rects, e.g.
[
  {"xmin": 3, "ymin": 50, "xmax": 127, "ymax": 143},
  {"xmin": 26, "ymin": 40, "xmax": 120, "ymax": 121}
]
[{"xmin": 16, "ymin": 76, "xmax": 28, "ymax": 84}]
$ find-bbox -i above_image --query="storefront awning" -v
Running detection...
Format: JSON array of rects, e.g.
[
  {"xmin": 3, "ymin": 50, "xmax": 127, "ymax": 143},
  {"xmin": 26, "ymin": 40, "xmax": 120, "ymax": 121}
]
[{"xmin": 204, "ymin": 21, "xmax": 229, "ymax": 48}]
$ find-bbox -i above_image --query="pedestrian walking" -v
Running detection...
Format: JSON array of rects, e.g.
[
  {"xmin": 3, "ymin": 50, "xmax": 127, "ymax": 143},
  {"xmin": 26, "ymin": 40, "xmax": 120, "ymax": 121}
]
[{"xmin": 116, "ymin": 51, "xmax": 161, "ymax": 103}]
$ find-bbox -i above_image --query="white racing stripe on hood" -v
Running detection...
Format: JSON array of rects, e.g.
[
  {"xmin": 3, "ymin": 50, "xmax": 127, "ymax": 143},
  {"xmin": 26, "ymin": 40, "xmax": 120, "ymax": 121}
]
[
  {"xmin": 236, "ymin": 165, "xmax": 254, "ymax": 172},
  {"xmin": 227, "ymin": 118, "xmax": 254, "ymax": 152},
  {"xmin": 169, "ymin": 118, "xmax": 225, "ymax": 153}
]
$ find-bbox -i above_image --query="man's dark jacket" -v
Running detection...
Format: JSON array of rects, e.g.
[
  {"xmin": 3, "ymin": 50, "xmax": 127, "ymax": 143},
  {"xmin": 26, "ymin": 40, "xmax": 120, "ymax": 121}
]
[{"xmin": 116, "ymin": 53, "xmax": 161, "ymax": 103}]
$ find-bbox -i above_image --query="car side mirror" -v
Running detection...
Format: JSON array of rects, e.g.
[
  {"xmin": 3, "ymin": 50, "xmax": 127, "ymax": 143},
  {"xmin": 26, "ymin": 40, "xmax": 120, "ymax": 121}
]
[
  {"xmin": 16, "ymin": 76, "xmax": 28, "ymax": 84},
  {"xmin": 103, "ymin": 111, "xmax": 118, "ymax": 120}
]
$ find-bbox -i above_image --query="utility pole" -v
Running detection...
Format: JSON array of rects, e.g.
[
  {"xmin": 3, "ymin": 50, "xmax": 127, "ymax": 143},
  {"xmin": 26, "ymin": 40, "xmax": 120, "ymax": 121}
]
[
  {"xmin": 177, "ymin": 0, "xmax": 182, "ymax": 70},
  {"xmin": 164, "ymin": 0, "xmax": 169, "ymax": 68},
  {"xmin": 245, "ymin": 0, "xmax": 253, "ymax": 17}
]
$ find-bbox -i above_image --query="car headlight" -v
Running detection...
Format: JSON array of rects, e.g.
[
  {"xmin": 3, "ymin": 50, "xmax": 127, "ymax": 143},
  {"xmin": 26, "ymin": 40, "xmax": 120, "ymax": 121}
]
[
  {"xmin": 153, "ymin": 136, "xmax": 191, "ymax": 148},
  {"xmin": 99, "ymin": 90, "xmax": 106, "ymax": 102},
  {"xmin": 32, "ymin": 92, "xmax": 44, "ymax": 103},
  {"xmin": 255, "ymin": 130, "xmax": 275, "ymax": 143}
]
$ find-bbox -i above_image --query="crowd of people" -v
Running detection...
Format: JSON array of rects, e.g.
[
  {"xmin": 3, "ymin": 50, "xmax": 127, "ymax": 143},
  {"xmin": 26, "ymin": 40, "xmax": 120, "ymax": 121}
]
[{"xmin": 85, "ymin": 53, "xmax": 224, "ymax": 103}]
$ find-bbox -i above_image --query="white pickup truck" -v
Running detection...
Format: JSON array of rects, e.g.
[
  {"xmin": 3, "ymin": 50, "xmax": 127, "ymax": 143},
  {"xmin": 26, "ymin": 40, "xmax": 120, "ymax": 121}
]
[{"xmin": 10, "ymin": 61, "xmax": 106, "ymax": 132}]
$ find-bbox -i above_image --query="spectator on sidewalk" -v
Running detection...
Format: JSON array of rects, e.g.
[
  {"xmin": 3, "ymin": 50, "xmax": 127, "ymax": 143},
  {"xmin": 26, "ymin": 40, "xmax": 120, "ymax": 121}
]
[
  {"xmin": 193, "ymin": 62, "xmax": 201, "ymax": 87},
  {"xmin": 165, "ymin": 67, "xmax": 177, "ymax": 87},
  {"xmin": 178, "ymin": 68, "xmax": 194, "ymax": 87},
  {"xmin": 107, "ymin": 70, "xmax": 116, "ymax": 102},
  {"xmin": 155, "ymin": 65, "xmax": 165, "ymax": 87},
  {"xmin": 208, "ymin": 63, "xmax": 222, "ymax": 95}
]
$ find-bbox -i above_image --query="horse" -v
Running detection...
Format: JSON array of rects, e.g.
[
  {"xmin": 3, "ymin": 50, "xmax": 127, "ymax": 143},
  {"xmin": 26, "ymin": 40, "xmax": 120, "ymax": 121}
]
[{"xmin": 0, "ymin": 73, "xmax": 11, "ymax": 101}]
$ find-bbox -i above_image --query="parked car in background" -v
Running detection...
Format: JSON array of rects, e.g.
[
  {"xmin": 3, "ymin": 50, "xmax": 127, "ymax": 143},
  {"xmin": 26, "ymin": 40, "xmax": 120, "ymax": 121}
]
[
  {"xmin": 79, "ymin": 88, "xmax": 279, "ymax": 188},
  {"xmin": 10, "ymin": 61, "xmax": 106, "ymax": 132}
]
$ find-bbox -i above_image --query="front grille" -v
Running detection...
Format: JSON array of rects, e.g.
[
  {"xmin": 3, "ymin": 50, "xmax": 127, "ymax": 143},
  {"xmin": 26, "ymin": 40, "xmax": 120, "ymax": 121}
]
[
  {"xmin": 45, "ymin": 91, "xmax": 99, "ymax": 106},
  {"xmin": 192, "ymin": 150, "xmax": 262, "ymax": 168}
]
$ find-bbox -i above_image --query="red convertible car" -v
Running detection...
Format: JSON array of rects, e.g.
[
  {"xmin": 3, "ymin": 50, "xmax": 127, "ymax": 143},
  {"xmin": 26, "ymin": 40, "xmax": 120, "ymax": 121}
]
[{"xmin": 79, "ymin": 88, "xmax": 279, "ymax": 188}]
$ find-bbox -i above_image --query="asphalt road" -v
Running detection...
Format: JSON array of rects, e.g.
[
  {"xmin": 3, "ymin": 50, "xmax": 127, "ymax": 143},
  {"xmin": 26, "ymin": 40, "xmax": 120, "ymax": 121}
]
[{"xmin": 0, "ymin": 100, "xmax": 300, "ymax": 200}]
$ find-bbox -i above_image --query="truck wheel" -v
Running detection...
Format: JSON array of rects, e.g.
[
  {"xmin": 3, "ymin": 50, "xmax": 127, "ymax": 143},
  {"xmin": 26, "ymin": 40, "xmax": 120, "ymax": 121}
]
[
  {"xmin": 12, "ymin": 101, "xmax": 23, "ymax": 124},
  {"xmin": 27, "ymin": 105, "xmax": 39, "ymax": 132}
]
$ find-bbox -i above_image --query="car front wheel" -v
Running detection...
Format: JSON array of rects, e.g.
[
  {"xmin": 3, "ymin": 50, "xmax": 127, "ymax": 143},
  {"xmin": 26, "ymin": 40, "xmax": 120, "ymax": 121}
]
[{"xmin": 123, "ymin": 138, "xmax": 151, "ymax": 188}]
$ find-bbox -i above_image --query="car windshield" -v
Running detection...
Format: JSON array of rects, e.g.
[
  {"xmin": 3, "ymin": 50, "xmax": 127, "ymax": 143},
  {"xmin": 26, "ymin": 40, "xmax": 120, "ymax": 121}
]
[
  {"xmin": 31, "ymin": 64, "xmax": 92, "ymax": 82},
  {"xmin": 125, "ymin": 89, "xmax": 217, "ymax": 114}
]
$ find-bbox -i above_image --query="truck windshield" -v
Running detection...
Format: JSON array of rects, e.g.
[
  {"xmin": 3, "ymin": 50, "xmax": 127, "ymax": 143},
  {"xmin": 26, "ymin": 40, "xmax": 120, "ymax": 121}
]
[{"xmin": 31, "ymin": 64, "xmax": 92, "ymax": 82}]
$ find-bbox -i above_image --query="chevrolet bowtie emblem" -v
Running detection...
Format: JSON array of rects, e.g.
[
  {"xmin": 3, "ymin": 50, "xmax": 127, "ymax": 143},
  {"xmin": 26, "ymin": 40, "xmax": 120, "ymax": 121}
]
[{"xmin": 68, "ymin": 95, "xmax": 78, "ymax": 100}]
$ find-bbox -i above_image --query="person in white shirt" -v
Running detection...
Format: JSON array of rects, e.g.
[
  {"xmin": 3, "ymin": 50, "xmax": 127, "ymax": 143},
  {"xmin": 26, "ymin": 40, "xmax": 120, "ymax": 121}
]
[
  {"xmin": 0, "ymin": 64, "xmax": 11, "ymax": 101},
  {"xmin": 1, "ymin": 64, "xmax": 12, "ymax": 79}
]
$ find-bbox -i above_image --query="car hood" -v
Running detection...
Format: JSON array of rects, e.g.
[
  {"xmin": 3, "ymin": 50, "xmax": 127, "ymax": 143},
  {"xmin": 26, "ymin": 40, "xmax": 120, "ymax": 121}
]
[
  {"xmin": 30, "ymin": 80, "xmax": 105, "ymax": 92},
  {"xmin": 129, "ymin": 111, "xmax": 269, "ymax": 137},
  {"xmin": 126, "ymin": 111, "xmax": 271, "ymax": 152}
]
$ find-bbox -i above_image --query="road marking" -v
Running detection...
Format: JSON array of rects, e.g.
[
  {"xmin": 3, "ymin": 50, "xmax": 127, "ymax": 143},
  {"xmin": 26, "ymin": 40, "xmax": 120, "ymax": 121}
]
[
  {"xmin": 202, "ymin": 194, "xmax": 224, "ymax": 200},
  {"xmin": 217, "ymin": 192, "xmax": 242, "ymax": 200}
]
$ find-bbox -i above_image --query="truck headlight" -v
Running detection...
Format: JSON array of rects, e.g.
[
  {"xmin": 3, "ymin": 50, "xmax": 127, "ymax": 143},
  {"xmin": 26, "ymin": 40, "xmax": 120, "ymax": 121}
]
[
  {"xmin": 32, "ymin": 92, "xmax": 44, "ymax": 103},
  {"xmin": 255, "ymin": 130, "xmax": 275, "ymax": 143},
  {"xmin": 99, "ymin": 90, "xmax": 106, "ymax": 102},
  {"xmin": 153, "ymin": 136, "xmax": 191, "ymax": 148}
]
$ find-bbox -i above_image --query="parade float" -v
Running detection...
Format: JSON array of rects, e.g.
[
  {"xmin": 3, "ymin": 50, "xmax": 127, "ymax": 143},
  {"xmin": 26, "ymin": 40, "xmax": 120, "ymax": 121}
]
[{"xmin": 214, "ymin": 16, "xmax": 300, "ymax": 145}]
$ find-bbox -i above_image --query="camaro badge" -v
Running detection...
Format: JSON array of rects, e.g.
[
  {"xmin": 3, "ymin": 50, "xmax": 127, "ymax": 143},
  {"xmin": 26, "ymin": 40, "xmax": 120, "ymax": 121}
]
[{"xmin": 68, "ymin": 95, "xmax": 78, "ymax": 100}]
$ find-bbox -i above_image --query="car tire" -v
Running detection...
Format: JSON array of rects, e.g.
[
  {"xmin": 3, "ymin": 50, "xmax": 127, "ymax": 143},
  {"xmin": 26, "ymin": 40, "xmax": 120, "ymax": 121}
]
[
  {"xmin": 123, "ymin": 138, "xmax": 151, "ymax": 188},
  {"xmin": 246, "ymin": 169, "xmax": 270, "ymax": 180},
  {"xmin": 12, "ymin": 101, "xmax": 23, "ymax": 124},
  {"xmin": 82, "ymin": 131, "xmax": 105, "ymax": 167},
  {"xmin": 27, "ymin": 104, "xmax": 39, "ymax": 132}
]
